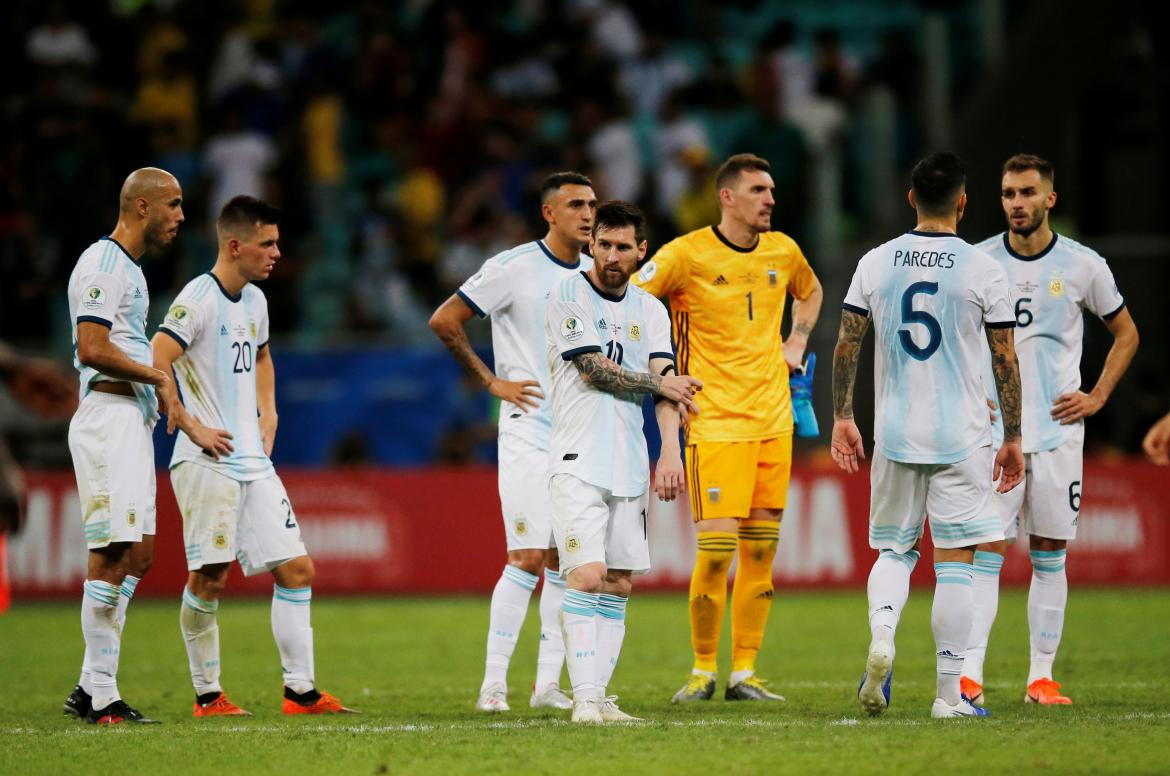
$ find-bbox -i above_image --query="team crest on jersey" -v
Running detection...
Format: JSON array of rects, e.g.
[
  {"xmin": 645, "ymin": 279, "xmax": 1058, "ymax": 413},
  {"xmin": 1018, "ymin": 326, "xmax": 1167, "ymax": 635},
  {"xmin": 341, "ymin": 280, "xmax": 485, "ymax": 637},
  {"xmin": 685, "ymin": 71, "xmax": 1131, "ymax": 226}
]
[
  {"xmin": 768, "ymin": 269, "xmax": 778, "ymax": 286},
  {"xmin": 250, "ymin": 321, "xmax": 256, "ymax": 338},
  {"xmin": 1048, "ymin": 275, "xmax": 1065, "ymax": 297},
  {"xmin": 637, "ymin": 262, "xmax": 656, "ymax": 282},
  {"xmin": 707, "ymin": 487, "xmax": 721, "ymax": 503},
  {"xmin": 628, "ymin": 321, "xmax": 641, "ymax": 341},
  {"xmin": 82, "ymin": 286, "xmax": 105, "ymax": 309},
  {"xmin": 514, "ymin": 518, "xmax": 529, "ymax": 537},
  {"xmin": 562, "ymin": 317, "xmax": 583, "ymax": 341},
  {"xmin": 565, "ymin": 535, "xmax": 581, "ymax": 553},
  {"xmin": 127, "ymin": 508, "xmax": 136, "ymax": 527}
]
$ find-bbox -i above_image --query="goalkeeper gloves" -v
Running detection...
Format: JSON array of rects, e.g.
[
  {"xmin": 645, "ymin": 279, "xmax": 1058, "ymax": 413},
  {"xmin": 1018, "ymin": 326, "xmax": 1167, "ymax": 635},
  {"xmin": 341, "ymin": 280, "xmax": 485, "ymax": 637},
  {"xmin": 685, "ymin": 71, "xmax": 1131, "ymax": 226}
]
[{"xmin": 790, "ymin": 352, "xmax": 819, "ymax": 438}]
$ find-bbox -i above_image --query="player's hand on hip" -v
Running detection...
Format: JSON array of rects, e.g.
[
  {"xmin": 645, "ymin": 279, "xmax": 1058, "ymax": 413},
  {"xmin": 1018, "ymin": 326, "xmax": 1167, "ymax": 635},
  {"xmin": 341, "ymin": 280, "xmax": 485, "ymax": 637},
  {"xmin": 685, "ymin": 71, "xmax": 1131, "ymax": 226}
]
[
  {"xmin": 987, "ymin": 398, "xmax": 999, "ymax": 424},
  {"xmin": 260, "ymin": 412, "xmax": 279, "ymax": 457},
  {"xmin": 1142, "ymin": 411, "xmax": 1170, "ymax": 465},
  {"xmin": 190, "ymin": 422, "xmax": 235, "ymax": 461},
  {"xmin": 993, "ymin": 439, "xmax": 1025, "ymax": 493},
  {"xmin": 489, "ymin": 377, "xmax": 544, "ymax": 411},
  {"xmin": 830, "ymin": 419, "xmax": 865, "ymax": 473},
  {"xmin": 654, "ymin": 454, "xmax": 685, "ymax": 501},
  {"xmin": 659, "ymin": 374, "xmax": 702, "ymax": 415},
  {"xmin": 1051, "ymin": 390, "xmax": 1102, "ymax": 424}
]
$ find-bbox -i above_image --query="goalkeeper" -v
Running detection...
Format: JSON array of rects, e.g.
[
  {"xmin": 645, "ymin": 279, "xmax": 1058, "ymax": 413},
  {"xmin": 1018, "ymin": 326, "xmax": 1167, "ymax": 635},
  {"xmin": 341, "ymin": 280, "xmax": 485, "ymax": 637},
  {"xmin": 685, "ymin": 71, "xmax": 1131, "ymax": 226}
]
[{"xmin": 632, "ymin": 153, "xmax": 823, "ymax": 703}]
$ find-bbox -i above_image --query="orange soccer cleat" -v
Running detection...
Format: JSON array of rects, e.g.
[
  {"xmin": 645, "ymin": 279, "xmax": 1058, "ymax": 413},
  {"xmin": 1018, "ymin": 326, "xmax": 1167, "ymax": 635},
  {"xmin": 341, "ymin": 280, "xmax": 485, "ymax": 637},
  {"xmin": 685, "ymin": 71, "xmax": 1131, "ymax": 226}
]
[
  {"xmin": 960, "ymin": 676, "xmax": 985, "ymax": 706},
  {"xmin": 282, "ymin": 690, "xmax": 357, "ymax": 715},
  {"xmin": 1025, "ymin": 678, "xmax": 1072, "ymax": 705},
  {"xmin": 193, "ymin": 693, "xmax": 252, "ymax": 717}
]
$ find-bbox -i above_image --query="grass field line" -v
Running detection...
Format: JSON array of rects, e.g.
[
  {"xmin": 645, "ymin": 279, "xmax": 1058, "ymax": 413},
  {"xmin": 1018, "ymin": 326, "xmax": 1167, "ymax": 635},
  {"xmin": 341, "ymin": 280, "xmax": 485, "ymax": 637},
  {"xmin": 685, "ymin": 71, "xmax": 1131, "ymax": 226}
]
[{"xmin": 8, "ymin": 710, "xmax": 1168, "ymax": 737}]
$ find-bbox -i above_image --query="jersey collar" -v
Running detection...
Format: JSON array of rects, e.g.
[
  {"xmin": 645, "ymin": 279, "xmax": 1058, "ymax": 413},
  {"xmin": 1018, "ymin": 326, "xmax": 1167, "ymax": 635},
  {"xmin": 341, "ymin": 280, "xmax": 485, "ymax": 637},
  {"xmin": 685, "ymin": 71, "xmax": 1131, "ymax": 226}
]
[
  {"xmin": 580, "ymin": 270, "xmax": 626, "ymax": 302},
  {"xmin": 100, "ymin": 235, "xmax": 142, "ymax": 264},
  {"xmin": 907, "ymin": 230, "xmax": 958, "ymax": 237},
  {"xmin": 207, "ymin": 271, "xmax": 242, "ymax": 302},
  {"xmin": 1002, "ymin": 231, "xmax": 1058, "ymax": 261},
  {"xmin": 711, "ymin": 225, "xmax": 758, "ymax": 253},
  {"xmin": 537, "ymin": 239, "xmax": 581, "ymax": 269}
]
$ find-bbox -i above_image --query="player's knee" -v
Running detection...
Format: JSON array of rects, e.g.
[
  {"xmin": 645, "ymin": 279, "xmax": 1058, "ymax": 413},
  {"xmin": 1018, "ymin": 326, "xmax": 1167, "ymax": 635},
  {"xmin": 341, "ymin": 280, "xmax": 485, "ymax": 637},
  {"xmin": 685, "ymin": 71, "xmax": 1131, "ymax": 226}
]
[
  {"xmin": 1029, "ymin": 535, "xmax": 1066, "ymax": 552},
  {"xmin": 508, "ymin": 549, "xmax": 545, "ymax": 575},
  {"xmin": 544, "ymin": 547, "xmax": 560, "ymax": 572},
  {"xmin": 127, "ymin": 553, "xmax": 153, "ymax": 578},
  {"xmin": 190, "ymin": 565, "xmax": 230, "ymax": 599},
  {"xmin": 273, "ymin": 555, "xmax": 315, "ymax": 588},
  {"xmin": 565, "ymin": 565, "xmax": 605, "ymax": 593},
  {"xmin": 604, "ymin": 570, "xmax": 632, "ymax": 597}
]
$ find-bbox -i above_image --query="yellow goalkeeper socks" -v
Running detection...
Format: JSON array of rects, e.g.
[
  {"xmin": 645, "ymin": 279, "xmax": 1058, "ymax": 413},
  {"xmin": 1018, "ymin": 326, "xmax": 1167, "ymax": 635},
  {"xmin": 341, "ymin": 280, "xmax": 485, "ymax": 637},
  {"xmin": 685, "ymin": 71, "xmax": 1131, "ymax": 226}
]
[
  {"xmin": 731, "ymin": 520, "xmax": 780, "ymax": 674},
  {"xmin": 689, "ymin": 531, "xmax": 736, "ymax": 673}
]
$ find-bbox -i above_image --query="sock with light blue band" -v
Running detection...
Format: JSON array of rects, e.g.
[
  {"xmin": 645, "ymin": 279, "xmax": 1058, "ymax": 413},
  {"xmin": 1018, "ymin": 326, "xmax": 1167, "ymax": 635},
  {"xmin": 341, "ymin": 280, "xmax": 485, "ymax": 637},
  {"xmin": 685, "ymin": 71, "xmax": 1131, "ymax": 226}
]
[
  {"xmin": 503, "ymin": 565, "xmax": 539, "ymax": 592},
  {"xmin": 973, "ymin": 550, "xmax": 1004, "ymax": 575},
  {"xmin": 83, "ymin": 580, "xmax": 121, "ymax": 607},
  {"xmin": 273, "ymin": 584, "xmax": 313, "ymax": 605},
  {"xmin": 272, "ymin": 585, "xmax": 315, "ymax": 693},
  {"xmin": 544, "ymin": 568, "xmax": 566, "ymax": 588},
  {"xmin": 932, "ymin": 562, "xmax": 975, "ymax": 704},
  {"xmin": 597, "ymin": 594, "xmax": 628, "ymax": 691},
  {"xmin": 183, "ymin": 587, "xmax": 219, "ymax": 614},
  {"xmin": 597, "ymin": 594, "xmax": 627, "ymax": 621},
  {"xmin": 562, "ymin": 589, "xmax": 600, "ymax": 617},
  {"xmin": 934, "ymin": 562, "xmax": 974, "ymax": 587},
  {"xmin": 1030, "ymin": 549, "xmax": 1066, "ymax": 574},
  {"xmin": 881, "ymin": 548, "xmax": 921, "ymax": 571}
]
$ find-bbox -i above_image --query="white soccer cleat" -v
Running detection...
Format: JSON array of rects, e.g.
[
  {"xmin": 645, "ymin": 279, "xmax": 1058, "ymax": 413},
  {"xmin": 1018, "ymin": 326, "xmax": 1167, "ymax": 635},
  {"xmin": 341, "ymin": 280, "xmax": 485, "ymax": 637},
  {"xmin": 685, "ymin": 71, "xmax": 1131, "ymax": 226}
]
[
  {"xmin": 529, "ymin": 683, "xmax": 572, "ymax": 709},
  {"xmin": 570, "ymin": 696, "xmax": 604, "ymax": 724},
  {"xmin": 475, "ymin": 683, "xmax": 510, "ymax": 713},
  {"xmin": 930, "ymin": 696, "xmax": 991, "ymax": 719},
  {"xmin": 857, "ymin": 639, "xmax": 894, "ymax": 717},
  {"xmin": 600, "ymin": 695, "xmax": 642, "ymax": 723}
]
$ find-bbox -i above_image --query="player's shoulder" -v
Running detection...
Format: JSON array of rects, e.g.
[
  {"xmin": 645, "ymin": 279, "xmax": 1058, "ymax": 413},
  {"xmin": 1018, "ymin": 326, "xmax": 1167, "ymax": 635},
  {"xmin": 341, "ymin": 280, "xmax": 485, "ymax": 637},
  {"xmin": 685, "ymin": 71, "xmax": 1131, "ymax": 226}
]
[
  {"xmin": 974, "ymin": 232, "xmax": 1007, "ymax": 256},
  {"xmin": 1053, "ymin": 233, "xmax": 1108, "ymax": 266},
  {"xmin": 174, "ymin": 273, "xmax": 219, "ymax": 306},
  {"xmin": 489, "ymin": 240, "xmax": 543, "ymax": 268},
  {"xmin": 74, "ymin": 237, "xmax": 127, "ymax": 274},
  {"xmin": 550, "ymin": 269, "xmax": 587, "ymax": 301},
  {"xmin": 242, "ymin": 282, "xmax": 268, "ymax": 306},
  {"xmin": 760, "ymin": 229, "xmax": 803, "ymax": 253},
  {"xmin": 629, "ymin": 281, "xmax": 663, "ymax": 308}
]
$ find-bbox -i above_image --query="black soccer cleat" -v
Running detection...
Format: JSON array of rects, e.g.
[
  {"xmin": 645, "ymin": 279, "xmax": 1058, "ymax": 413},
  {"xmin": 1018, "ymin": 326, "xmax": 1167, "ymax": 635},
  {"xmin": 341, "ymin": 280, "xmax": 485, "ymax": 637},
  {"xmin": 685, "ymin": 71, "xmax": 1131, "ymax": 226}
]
[
  {"xmin": 670, "ymin": 674, "xmax": 716, "ymax": 703},
  {"xmin": 63, "ymin": 685, "xmax": 92, "ymax": 718},
  {"xmin": 724, "ymin": 675, "xmax": 786, "ymax": 701},
  {"xmin": 86, "ymin": 699, "xmax": 160, "ymax": 725}
]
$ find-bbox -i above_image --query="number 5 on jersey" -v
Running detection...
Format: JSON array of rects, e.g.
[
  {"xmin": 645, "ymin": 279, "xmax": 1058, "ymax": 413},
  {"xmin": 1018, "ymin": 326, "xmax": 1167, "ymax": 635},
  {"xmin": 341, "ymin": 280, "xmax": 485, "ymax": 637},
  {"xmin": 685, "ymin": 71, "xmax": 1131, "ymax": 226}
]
[{"xmin": 898, "ymin": 282, "xmax": 942, "ymax": 361}]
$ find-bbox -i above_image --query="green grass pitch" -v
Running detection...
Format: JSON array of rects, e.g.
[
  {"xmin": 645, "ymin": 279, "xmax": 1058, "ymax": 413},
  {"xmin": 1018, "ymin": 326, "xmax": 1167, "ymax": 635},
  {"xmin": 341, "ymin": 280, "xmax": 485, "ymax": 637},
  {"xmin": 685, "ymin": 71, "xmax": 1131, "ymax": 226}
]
[{"xmin": 1, "ymin": 589, "xmax": 1167, "ymax": 774}]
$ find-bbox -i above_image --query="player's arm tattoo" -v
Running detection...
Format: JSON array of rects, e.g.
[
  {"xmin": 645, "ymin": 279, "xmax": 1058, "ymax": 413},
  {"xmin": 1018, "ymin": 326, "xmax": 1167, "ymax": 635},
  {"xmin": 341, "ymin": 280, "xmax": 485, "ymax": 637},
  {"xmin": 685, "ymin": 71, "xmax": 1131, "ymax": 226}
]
[
  {"xmin": 986, "ymin": 327, "xmax": 1022, "ymax": 440},
  {"xmin": 572, "ymin": 351, "xmax": 661, "ymax": 399},
  {"xmin": 832, "ymin": 309, "xmax": 870, "ymax": 420},
  {"xmin": 432, "ymin": 313, "xmax": 496, "ymax": 388}
]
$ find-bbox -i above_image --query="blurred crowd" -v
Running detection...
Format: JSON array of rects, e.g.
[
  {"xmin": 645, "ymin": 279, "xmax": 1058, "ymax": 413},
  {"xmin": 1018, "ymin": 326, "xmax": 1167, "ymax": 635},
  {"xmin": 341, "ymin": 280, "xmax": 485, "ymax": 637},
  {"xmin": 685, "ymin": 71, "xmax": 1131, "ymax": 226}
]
[{"xmin": 1, "ymin": 0, "xmax": 946, "ymax": 350}]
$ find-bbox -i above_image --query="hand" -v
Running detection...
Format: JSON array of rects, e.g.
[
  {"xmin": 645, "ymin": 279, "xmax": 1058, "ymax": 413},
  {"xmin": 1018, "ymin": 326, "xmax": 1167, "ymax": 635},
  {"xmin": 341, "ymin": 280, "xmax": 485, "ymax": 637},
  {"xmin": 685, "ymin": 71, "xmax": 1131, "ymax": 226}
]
[
  {"xmin": 993, "ymin": 439, "xmax": 1025, "ymax": 493},
  {"xmin": 1051, "ymin": 390, "xmax": 1103, "ymax": 424},
  {"xmin": 830, "ymin": 419, "xmax": 865, "ymax": 473},
  {"xmin": 1143, "ymin": 411, "xmax": 1170, "ymax": 465},
  {"xmin": 488, "ymin": 377, "xmax": 544, "ymax": 411},
  {"xmin": 187, "ymin": 421, "xmax": 235, "ymax": 461},
  {"xmin": 4, "ymin": 359, "xmax": 76, "ymax": 418},
  {"xmin": 782, "ymin": 335, "xmax": 807, "ymax": 373},
  {"xmin": 658, "ymin": 374, "xmax": 703, "ymax": 416},
  {"xmin": 987, "ymin": 398, "xmax": 999, "ymax": 424},
  {"xmin": 654, "ymin": 453, "xmax": 685, "ymax": 501},
  {"xmin": 155, "ymin": 374, "xmax": 183, "ymax": 434},
  {"xmin": 260, "ymin": 412, "xmax": 278, "ymax": 457}
]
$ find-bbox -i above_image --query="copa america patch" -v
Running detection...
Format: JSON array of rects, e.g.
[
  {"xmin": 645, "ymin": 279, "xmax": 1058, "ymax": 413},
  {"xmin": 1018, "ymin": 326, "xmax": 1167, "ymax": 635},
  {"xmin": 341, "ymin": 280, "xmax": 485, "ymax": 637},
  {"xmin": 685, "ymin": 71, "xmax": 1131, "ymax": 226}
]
[
  {"xmin": 637, "ymin": 261, "xmax": 657, "ymax": 282},
  {"xmin": 562, "ymin": 316, "xmax": 583, "ymax": 341}
]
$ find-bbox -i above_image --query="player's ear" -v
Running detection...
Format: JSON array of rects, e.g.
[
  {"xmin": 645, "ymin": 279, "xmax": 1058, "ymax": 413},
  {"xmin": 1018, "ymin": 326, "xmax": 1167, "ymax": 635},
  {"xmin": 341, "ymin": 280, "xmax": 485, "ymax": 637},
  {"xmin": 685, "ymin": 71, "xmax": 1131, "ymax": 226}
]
[
  {"xmin": 1047, "ymin": 189, "xmax": 1057, "ymax": 209},
  {"xmin": 956, "ymin": 191, "xmax": 967, "ymax": 221},
  {"xmin": 636, "ymin": 240, "xmax": 648, "ymax": 261},
  {"xmin": 907, "ymin": 189, "xmax": 917, "ymax": 210}
]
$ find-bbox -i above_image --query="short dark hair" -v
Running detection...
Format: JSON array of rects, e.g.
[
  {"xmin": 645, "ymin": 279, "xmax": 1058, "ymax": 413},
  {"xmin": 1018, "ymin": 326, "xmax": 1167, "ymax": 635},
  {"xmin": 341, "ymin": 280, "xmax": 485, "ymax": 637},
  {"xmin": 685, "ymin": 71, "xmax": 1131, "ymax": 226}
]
[
  {"xmin": 715, "ymin": 153, "xmax": 771, "ymax": 192},
  {"xmin": 592, "ymin": 200, "xmax": 646, "ymax": 245},
  {"xmin": 910, "ymin": 151, "xmax": 966, "ymax": 215},
  {"xmin": 540, "ymin": 171, "xmax": 593, "ymax": 203},
  {"xmin": 1002, "ymin": 153, "xmax": 1054, "ymax": 183},
  {"xmin": 217, "ymin": 195, "xmax": 280, "ymax": 240}
]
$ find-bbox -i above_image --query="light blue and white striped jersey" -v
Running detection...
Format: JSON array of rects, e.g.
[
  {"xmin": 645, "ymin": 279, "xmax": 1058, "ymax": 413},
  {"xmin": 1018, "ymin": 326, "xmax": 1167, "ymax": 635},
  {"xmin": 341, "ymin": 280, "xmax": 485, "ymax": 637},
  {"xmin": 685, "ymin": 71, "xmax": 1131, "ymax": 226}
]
[
  {"xmin": 977, "ymin": 232, "xmax": 1125, "ymax": 453},
  {"xmin": 844, "ymin": 231, "xmax": 1015, "ymax": 464},
  {"xmin": 67, "ymin": 236, "xmax": 157, "ymax": 424},
  {"xmin": 545, "ymin": 271, "xmax": 675, "ymax": 497},
  {"xmin": 160, "ymin": 272, "xmax": 275, "ymax": 481},
  {"xmin": 458, "ymin": 240, "xmax": 592, "ymax": 451}
]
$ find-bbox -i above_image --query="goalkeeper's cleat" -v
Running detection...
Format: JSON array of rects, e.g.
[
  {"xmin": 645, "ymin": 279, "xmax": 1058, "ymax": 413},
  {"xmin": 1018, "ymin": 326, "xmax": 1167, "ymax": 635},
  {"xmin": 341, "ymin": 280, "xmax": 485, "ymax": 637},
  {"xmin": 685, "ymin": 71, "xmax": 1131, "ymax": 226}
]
[
  {"xmin": 931, "ymin": 696, "xmax": 991, "ymax": 718},
  {"xmin": 570, "ymin": 696, "xmax": 603, "ymax": 724},
  {"xmin": 63, "ymin": 684, "xmax": 92, "ymax": 719},
  {"xmin": 474, "ymin": 682, "xmax": 510, "ymax": 713},
  {"xmin": 790, "ymin": 353, "xmax": 819, "ymax": 438},
  {"xmin": 725, "ymin": 674, "xmax": 786, "ymax": 701},
  {"xmin": 857, "ymin": 639, "xmax": 894, "ymax": 716},
  {"xmin": 529, "ymin": 683, "xmax": 572, "ymax": 709},
  {"xmin": 282, "ymin": 688, "xmax": 357, "ymax": 715},
  {"xmin": 600, "ymin": 695, "xmax": 643, "ymax": 723},
  {"xmin": 86, "ymin": 699, "xmax": 159, "ymax": 725},
  {"xmin": 670, "ymin": 674, "xmax": 716, "ymax": 703},
  {"xmin": 960, "ymin": 676, "xmax": 984, "ymax": 706},
  {"xmin": 193, "ymin": 692, "xmax": 252, "ymax": 717},
  {"xmin": 1025, "ymin": 678, "xmax": 1072, "ymax": 705}
]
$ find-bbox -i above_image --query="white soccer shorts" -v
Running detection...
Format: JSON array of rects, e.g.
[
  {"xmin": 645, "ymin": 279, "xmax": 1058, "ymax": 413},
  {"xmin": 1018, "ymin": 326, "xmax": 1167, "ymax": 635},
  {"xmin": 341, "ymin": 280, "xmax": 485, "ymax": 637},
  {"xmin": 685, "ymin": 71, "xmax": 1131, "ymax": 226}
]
[
  {"xmin": 869, "ymin": 445, "xmax": 1005, "ymax": 552},
  {"xmin": 548, "ymin": 473, "xmax": 650, "ymax": 576},
  {"xmin": 171, "ymin": 462, "xmax": 307, "ymax": 576},
  {"xmin": 68, "ymin": 391, "xmax": 156, "ymax": 549},
  {"xmin": 995, "ymin": 424, "xmax": 1084, "ymax": 542},
  {"xmin": 498, "ymin": 433, "xmax": 556, "ymax": 551}
]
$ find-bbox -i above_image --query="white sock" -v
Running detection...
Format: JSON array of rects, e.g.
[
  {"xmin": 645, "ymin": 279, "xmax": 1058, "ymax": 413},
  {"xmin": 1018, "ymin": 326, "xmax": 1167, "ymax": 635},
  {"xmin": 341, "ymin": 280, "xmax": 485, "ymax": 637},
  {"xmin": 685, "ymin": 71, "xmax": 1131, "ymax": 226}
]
[
  {"xmin": 867, "ymin": 548, "xmax": 920, "ymax": 647},
  {"xmin": 534, "ymin": 568, "xmax": 566, "ymax": 690},
  {"xmin": 962, "ymin": 550, "xmax": 1004, "ymax": 684},
  {"xmin": 81, "ymin": 580, "xmax": 122, "ymax": 710},
  {"xmin": 932, "ymin": 562, "xmax": 974, "ymax": 705},
  {"xmin": 180, "ymin": 588, "xmax": 222, "ymax": 696},
  {"xmin": 272, "ymin": 585, "xmax": 315, "ymax": 694},
  {"xmin": 596, "ymin": 593, "xmax": 628, "ymax": 694},
  {"xmin": 561, "ymin": 589, "xmax": 601, "ymax": 702},
  {"xmin": 118, "ymin": 574, "xmax": 140, "ymax": 631},
  {"xmin": 481, "ymin": 565, "xmax": 537, "ymax": 691},
  {"xmin": 1028, "ymin": 548, "xmax": 1068, "ymax": 683}
]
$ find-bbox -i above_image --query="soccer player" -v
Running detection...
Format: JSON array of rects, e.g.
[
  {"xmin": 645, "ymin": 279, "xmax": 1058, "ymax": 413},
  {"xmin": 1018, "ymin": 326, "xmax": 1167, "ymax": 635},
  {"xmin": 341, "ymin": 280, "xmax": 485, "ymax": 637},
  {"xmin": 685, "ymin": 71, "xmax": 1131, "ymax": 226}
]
[
  {"xmin": 831, "ymin": 151, "xmax": 1025, "ymax": 719},
  {"xmin": 429, "ymin": 172, "xmax": 597, "ymax": 712},
  {"xmin": 153, "ymin": 195, "xmax": 354, "ymax": 717},
  {"xmin": 633, "ymin": 153, "xmax": 823, "ymax": 703},
  {"xmin": 64, "ymin": 168, "xmax": 232, "ymax": 724},
  {"xmin": 960, "ymin": 155, "xmax": 1139, "ymax": 706},
  {"xmin": 545, "ymin": 200, "xmax": 701, "ymax": 723}
]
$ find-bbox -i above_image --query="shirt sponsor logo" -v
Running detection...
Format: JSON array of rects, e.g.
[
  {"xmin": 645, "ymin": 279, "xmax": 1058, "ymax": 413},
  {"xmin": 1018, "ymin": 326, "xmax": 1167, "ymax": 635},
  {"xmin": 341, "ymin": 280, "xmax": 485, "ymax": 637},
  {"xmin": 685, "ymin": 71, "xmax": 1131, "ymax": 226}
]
[
  {"xmin": 220, "ymin": 325, "xmax": 229, "ymax": 336},
  {"xmin": 713, "ymin": 275, "xmax": 729, "ymax": 286},
  {"xmin": 598, "ymin": 318, "xmax": 607, "ymax": 330},
  {"xmin": 82, "ymin": 286, "xmax": 105, "ymax": 309},
  {"xmin": 562, "ymin": 317, "xmax": 583, "ymax": 342}
]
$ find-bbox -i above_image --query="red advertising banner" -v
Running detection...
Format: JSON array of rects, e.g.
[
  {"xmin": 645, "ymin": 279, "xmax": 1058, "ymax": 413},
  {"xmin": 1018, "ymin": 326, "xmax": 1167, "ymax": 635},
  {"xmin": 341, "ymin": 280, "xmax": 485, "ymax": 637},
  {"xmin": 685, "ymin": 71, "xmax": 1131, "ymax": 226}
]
[{"xmin": 7, "ymin": 460, "xmax": 1170, "ymax": 600}]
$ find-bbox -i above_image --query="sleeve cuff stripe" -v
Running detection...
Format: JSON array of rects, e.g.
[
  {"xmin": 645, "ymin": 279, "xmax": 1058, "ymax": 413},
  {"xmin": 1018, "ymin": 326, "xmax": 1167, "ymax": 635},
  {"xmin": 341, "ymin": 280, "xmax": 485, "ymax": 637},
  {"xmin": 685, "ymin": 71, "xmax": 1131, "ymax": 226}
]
[
  {"xmin": 650, "ymin": 351, "xmax": 676, "ymax": 360},
  {"xmin": 76, "ymin": 315, "xmax": 112, "ymax": 328},
  {"xmin": 1102, "ymin": 301, "xmax": 1126, "ymax": 321},
  {"xmin": 456, "ymin": 289, "xmax": 487, "ymax": 318},
  {"xmin": 841, "ymin": 303, "xmax": 869, "ymax": 317},
  {"xmin": 560, "ymin": 345, "xmax": 603, "ymax": 360},
  {"xmin": 985, "ymin": 320, "xmax": 1016, "ymax": 329},
  {"xmin": 158, "ymin": 326, "xmax": 189, "ymax": 349},
  {"xmin": 258, "ymin": 340, "xmax": 269, "ymax": 350}
]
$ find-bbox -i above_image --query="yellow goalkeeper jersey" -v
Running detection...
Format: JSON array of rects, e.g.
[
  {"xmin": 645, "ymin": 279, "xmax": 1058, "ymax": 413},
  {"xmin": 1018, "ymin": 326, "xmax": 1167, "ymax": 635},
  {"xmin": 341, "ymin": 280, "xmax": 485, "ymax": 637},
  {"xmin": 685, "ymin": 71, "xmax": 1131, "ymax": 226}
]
[{"xmin": 633, "ymin": 225, "xmax": 818, "ymax": 442}]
